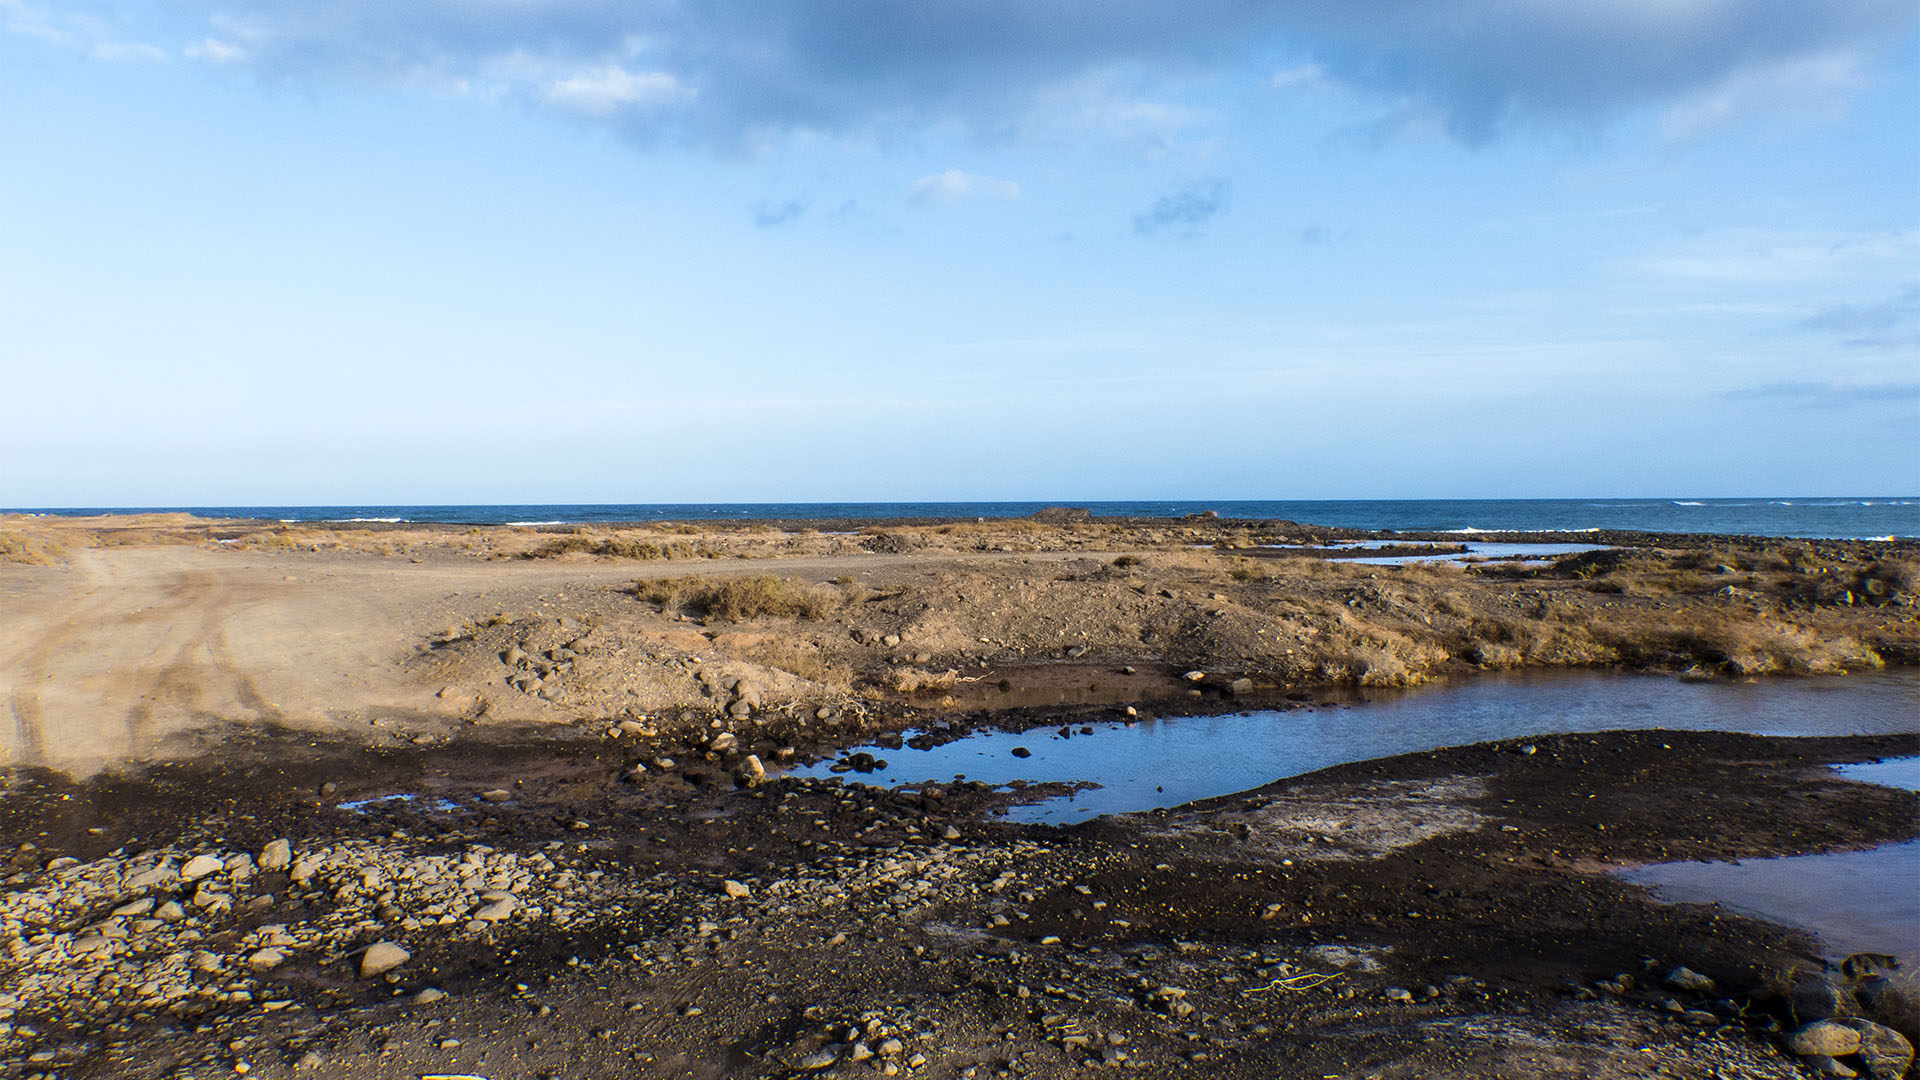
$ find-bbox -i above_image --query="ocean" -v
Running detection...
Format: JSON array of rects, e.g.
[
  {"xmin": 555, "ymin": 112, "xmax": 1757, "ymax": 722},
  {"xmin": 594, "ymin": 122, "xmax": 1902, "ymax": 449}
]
[{"xmin": 7, "ymin": 498, "xmax": 1915, "ymax": 539}]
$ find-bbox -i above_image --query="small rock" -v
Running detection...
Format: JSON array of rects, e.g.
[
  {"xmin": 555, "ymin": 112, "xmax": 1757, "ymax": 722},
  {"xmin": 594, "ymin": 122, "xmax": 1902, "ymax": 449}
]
[
  {"xmin": 794, "ymin": 1046, "xmax": 843, "ymax": 1071},
  {"xmin": 1792, "ymin": 976, "xmax": 1853, "ymax": 1024},
  {"xmin": 258, "ymin": 840, "xmax": 293, "ymax": 872},
  {"xmin": 359, "ymin": 941, "xmax": 409, "ymax": 978},
  {"xmin": 1804, "ymin": 1057, "xmax": 1860, "ymax": 1078},
  {"xmin": 1010, "ymin": 747, "xmax": 1031, "ymax": 758},
  {"xmin": 474, "ymin": 899, "xmax": 517, "ymax": 922},
  {"xmin": 1183, "ymin": 670, "xmax": 1207, "ymax": 682},
  {"xmin": 126, "ymin": 864, "xmax": 177, "ymax": 890},
  {"xmin": 246, "ymin": 948, "xmax": 287, "ymax": 971},
  {"xmin": 723, "ymin": 880, "xmax": 751, "ymax": 900},
  {"xmin": 479, "ymin": 789, "xmax": 513, "ymax": 803},
  {"xmin": 1664, "ymin": 966, "xmax": 1715, "ymax": 994},
  {"xmin": 1385, "ymin": 987, "xmax": 1414, "ymax": 1003},
  {"xmin": 179, "ymin": 854, "xmax": 224, "ymax": 881},
  {"xmin": 710, "ymin": 731, "xmax": 739, "ymax": 753},
  {"xmin": 738, "ymin": 755, "xmax": 767, "ymax": 786},
  {"xmin": 1788, "ymin": 1021, "xmax": 1862, "ymax": 1057},
  {"xmin": 413, "ymin": 988, "xmax": 447, "ymax": 1004},
  {"xmin": 1227, "ymin": 677, "xmax": 1254, "ymax": 696}
]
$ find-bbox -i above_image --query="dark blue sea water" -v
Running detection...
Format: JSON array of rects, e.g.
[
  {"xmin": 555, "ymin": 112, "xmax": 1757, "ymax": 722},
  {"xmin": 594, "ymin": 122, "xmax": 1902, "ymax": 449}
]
[{"xmin": 6, "ymin": 498, "xmax": 1915, "ymax": 538}]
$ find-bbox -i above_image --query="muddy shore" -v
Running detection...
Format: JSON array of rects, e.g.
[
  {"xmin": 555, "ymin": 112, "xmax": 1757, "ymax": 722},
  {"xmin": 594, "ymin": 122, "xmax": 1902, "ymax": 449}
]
[{"xmin": 2, "ymin": 514, "xmax": 1917, "ymax": 1078}]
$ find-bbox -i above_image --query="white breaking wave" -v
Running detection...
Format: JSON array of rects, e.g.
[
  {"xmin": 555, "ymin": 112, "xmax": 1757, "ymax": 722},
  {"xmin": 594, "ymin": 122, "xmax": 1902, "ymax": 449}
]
[
  {"xmin": 506, "ymin": 520, "xmax": 566, "ymax": 526},
  {"xmin": 1443, "ymin": 526, "xmax": 1602, "ymax": 535},
  {"xmin": 1672, "ymin": 501, "xmax": 1707, "ymax": 507}
]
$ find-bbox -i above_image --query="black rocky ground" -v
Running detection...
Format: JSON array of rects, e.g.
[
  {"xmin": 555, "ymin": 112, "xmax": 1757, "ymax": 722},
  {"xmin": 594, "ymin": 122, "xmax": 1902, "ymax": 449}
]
[{"xmin": 2, "ymin": 704, "xmax": 1917, "ymax": 1079}]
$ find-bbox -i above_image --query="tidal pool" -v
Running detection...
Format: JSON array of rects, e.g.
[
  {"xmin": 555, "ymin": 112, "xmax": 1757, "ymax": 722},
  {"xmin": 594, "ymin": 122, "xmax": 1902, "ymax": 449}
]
[
  {"xmin": 792, "ymin": 669, "xmax": 1920, "ymax": 825},
  {"xmin": 1617, "ymin": 756, "xmax": 1920, "ymax": 967}
]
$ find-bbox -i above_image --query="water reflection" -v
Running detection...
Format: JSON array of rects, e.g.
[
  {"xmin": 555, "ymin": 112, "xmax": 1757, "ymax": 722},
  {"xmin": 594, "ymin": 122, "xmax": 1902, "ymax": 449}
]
[
  {"xmin": 1618, "ymin": 757, "xmax": 1920, "ymax": 966},
  {"xmin": 792, "ymin": 669, "xmax": 1919, "ymax": 824}
]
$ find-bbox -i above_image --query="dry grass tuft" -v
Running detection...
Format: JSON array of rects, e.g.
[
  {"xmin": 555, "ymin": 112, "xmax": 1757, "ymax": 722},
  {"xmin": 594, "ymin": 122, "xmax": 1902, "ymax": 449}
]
[
  {"xmin": 524, "ymin": 534, "xmax": 704, "ymax": 560},
  {"xmin": 636, "ymin": 575, "xmax": 838, "ymax": 622},
  {"xmin": 737, "ymin": 640, "xmax": 853, "ymax": 689},
  {"xmin": 0, "ymin": 531, "xmax": 65, "ymax": 564},
  {"xmin": 890, "ymin": 667, "xmax": 961, "ymax": 693}
]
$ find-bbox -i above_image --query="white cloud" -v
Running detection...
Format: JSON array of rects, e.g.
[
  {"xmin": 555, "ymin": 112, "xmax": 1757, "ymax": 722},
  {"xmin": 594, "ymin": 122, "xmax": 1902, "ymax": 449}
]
[
  {"xmin": 89, "ymin": 40, "xmax": 165, "ymax": 62},
  {"xmin": 1269, "ymin": 63, "xmax": 1327, "ymax": 90},
  {"xmin": 1641, "ymin": 229, "xmax": 1920, "ymax": 283},
  {"xmin": 0, "ymin": 0, "xmax": 67, "ymax": 44},
  {"xmin": 543, "ymin": 65, "xmax": 688, "ymax": 115},
  {"xmin": 1660, "ymin": 50, "xmax": 1870, "ymax": 141},
  {"xmin": 909, "ymin": 169, "xmax": 1021, "ymax": 203},
  {"xmin": 183, "ymin": 37, "xmax": 242, "ymax": 63}
]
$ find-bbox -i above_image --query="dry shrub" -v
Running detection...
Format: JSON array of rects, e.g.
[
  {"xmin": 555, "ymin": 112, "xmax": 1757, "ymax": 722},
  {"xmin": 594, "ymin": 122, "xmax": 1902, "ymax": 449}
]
[
  {"xmin": 0, "ymin": 531, "xmax": 64, "ymax": 564},
  {"xmin": 1110, "ymin": 554, "xmax": 1144, "ymax": 568},
  {"xmin": 739, "ymin": 640, "xmax": 852, "ymax": 689},
  {"xmin": 1227, "ymin": 558, "xmax": 1275, "ymax": 582},
  {"xmin": 890, "ymin": 667, "xmax": 960, "ymax": 694},
  {"xmin": 637, "ymin": 575, "xmax": 835, "ymax": 622},
  {"xmin": 1699, "ymin": 623, "xmax": 1883, "ymax": 676},
  {"xmin": 524, "ymin": 534, "xmax": 700, "ymax": 560},
  {"xmin": 231, "ymin": 531, "xmax": 309, "ymax": 553},
  {"xmin": 1315, "ymin": 623, "xmax": 1448, "ymax": 686}
]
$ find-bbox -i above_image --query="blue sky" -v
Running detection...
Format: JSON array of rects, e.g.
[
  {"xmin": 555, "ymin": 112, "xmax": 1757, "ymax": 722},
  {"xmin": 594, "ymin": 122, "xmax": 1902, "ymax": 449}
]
[{"xmin": 2, "ymin": 1, "xmax": 1916, "ymax": 504}]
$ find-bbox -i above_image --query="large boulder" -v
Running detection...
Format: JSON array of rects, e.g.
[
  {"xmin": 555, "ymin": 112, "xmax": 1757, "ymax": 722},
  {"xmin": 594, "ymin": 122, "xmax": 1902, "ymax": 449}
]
[{"xmin": 1844, "ymin": 1019, "xmax": 1915, "ymax": 1080}]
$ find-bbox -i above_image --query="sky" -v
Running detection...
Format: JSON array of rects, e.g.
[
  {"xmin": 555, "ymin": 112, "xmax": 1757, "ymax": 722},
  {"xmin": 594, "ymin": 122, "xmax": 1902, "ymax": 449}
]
[{"xmin": 1, "ymin": 1, "xmax": 1916, "ymax": 505}]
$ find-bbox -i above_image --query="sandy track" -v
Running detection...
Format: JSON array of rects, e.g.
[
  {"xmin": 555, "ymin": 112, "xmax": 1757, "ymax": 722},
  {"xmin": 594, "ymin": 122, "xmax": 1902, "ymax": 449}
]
[
  {"xmin": 0, "ymin": 545, "xmax": 1091, "ymax": 773},
  {"xmin": 0, "ymin": 547, "xmax": 456, "ymax": 772}
]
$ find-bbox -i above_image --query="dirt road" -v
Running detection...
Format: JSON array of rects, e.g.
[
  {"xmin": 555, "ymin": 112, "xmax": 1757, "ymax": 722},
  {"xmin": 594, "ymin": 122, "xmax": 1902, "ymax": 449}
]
[{"xmin": 0, "ymin": 541, "xmax": 1100, "ymax": 773}]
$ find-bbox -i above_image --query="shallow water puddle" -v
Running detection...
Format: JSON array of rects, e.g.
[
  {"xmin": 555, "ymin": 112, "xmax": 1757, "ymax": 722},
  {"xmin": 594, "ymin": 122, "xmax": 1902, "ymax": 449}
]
[
  {"xmin": 791, "ymin": 669, "xmax": 1920, "ymax": 825},
  {"xmin": 1617, "ymin": 756, "xmax": 1920, "ymax": 967},
  {"xmin": 337, "ymin": 793, "xmax": 462, "ymax": 814}
]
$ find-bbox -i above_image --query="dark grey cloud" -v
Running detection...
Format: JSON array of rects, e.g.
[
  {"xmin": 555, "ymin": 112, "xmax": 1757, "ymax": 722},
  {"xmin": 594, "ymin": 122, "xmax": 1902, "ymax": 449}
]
[
  {"xmin": 753, "ymin": 200, "xmax": 807, "ymax": 228},
  {"xmin": 79, "ymin": 1, "xmax": 1920, "ymax": 145},
  {"xmin": 1134, "ymin": 180, "xmax": 1228, "ymax": 235}
]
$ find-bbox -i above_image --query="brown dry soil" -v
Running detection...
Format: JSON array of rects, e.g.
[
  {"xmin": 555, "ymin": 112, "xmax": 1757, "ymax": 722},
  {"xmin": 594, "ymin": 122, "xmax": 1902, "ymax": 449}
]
[{"xmin": 1, "ymin": 513, "xmax": 1918, "ymax": 1079}]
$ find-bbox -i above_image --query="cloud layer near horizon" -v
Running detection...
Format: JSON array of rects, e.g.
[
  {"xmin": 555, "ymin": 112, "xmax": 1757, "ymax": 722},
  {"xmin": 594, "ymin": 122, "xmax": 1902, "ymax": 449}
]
[{"xmin": 14, "ymin": 0, "xmax": 1916, "ymax": 146}]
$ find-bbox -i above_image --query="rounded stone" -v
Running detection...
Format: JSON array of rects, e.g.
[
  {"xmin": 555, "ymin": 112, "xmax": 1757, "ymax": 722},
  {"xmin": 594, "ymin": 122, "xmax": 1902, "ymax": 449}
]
[
  {"xmin": 359, "ymin": 941, "xmax": 410, "ymax": 978},
  {"xmin": 179, "ymin": 854, "xmax": 224, "ymax": 881},
  {"xmin": 1787, "ymin": 1021, "xmax": 1862, "ymax": 1058}
]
